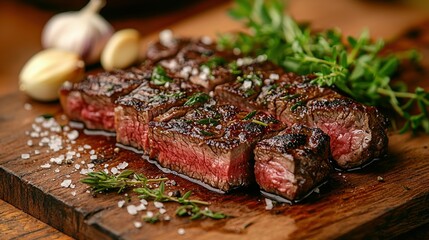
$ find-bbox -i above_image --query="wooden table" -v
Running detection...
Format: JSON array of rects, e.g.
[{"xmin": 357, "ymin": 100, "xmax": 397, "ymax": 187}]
[{"xmin": 1, "ymin": 0, "xmax": 429, "ymax": 239}]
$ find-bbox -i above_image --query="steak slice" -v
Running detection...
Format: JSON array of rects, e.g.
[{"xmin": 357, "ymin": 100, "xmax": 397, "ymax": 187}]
[
  {"xmin": 59, "ymin": 66, "xmax": 151, "ymax": 131},
  {"xmin": 254, "ymin": 124, "xmax": 331, "ymax": 201},
  {"xmin": 149, "ymin": 97, "xmax": 284, "ymax": 191},
  {"xmin": 115, "ymin": 75, "xmax": 201, "ymax": 152},
  {"xmin": 215, "ymin": 62, "xmax": 388, "ymax": 169},
  {"xmin": 260, "ymin": 83, "xmax": 388, "ymax": 169},
  {"xmin": 158, "ymin": 40, "xmax": 239, "ymax": 91}
]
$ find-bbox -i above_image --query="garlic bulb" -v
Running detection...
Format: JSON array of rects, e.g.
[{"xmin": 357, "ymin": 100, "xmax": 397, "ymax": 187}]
[
  {"xmin": 42, "ymin": 0, "xmax": 113, "ymax": 65},
  {"xmin": 19, "ymin": 49, "xmax": 85, "ymax": 102},
  {"xmin": 101, "ymin": 29, "xmax": 141, "ymax": 71}
]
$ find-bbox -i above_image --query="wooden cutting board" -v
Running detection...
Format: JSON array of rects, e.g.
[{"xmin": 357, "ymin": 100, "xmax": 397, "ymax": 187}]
[{"xmin": 1, "ymin": 1, "xmax": 429, "ymax": 240}]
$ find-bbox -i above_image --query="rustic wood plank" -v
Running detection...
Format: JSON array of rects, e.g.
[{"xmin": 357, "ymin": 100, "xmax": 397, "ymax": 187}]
[{"xmin": 1, "ymin": 1, "xmax": 429, "ymax": 239}]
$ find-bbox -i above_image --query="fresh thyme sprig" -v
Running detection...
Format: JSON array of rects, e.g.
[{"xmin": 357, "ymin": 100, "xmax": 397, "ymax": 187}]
[
  {"xmin": 81, "ymin": 170, "xmax": 168, "ymax": 193},
  {"xmin": 81, "ymin": 170, "xmax": 227, "ymax": 221},
  {"xmin": 220, "ymin": 0, "xmax": 429, "ymax": 133}
]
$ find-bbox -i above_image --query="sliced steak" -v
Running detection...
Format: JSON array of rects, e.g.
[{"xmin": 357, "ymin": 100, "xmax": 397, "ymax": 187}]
[
  {"xmin": 149, "ymin": 96, "xmax": 284, "ymax": 191},
  {"xmin": 158, "ymin": 40, "xmax": 239, "ymax": 91},
  {"xmin": 215, "ymin": 61, "xmax": 388, "ymax": 169},
  {"xmin": 115, "ymin": 75, "xmax": 201, "ymax": 151},
  {"xmin": 254, "ymin": 124, "xmax": 331, "ymax": 201},
  {"xmin": 59, "ymin": 66, "xmax": 150, "ymax": 131}
]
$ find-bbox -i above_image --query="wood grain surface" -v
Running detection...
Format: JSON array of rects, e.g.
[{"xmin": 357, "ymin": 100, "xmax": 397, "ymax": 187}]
[{"xmin": 1, "ymin": 0, "xmax": 429, "ymax": 239}]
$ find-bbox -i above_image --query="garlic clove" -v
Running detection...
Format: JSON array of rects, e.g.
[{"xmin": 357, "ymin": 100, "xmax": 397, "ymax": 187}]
[
  {"xmin": 42, "ymin": 0, "xmax": 113, "ymax": 65},
  {"xmin": 19, "ymin": 49, "xmax": 85, "ymax": 102},
  {"xmin": 101, "ymin": 29, "xmax": 141, "ymax": 71}
]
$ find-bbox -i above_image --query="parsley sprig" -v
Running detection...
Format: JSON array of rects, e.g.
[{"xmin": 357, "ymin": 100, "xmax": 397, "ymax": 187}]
[
  {"xmin": 81, "ymin": 170, "xmax": 226, "ymax": 221},
  {"xmin": 220, "ymin": 0, "xmax": 429, "ymax": 133}
]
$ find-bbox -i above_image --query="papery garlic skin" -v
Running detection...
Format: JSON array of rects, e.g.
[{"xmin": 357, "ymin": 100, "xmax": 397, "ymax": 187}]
[
  {"xmin": 19, "ymin": 49, "xmax": 85, "ymax": 102},
  {"xmin": 42, "ymin": 0, "xmax": 113, "ymax": 65}
]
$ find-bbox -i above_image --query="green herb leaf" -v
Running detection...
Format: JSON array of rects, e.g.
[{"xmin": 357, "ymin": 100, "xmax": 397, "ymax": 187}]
[
  {"xmin": 197, "ymin": 118, "xmax": 220, "ymax": 125},
  {"xmin": 151, "ymin": 65, "xmax": 172, "ymax": 86},
  {"xmin": 223, "ymin": 0, "xmax": 429, "ymax": 133},
  {"xmin": 243, "ymin": 110, "xmax": 257, "ymax": 120},
  {"xmin": 184, "ymin": 92, "xmax": 210, "ymax": 106}
]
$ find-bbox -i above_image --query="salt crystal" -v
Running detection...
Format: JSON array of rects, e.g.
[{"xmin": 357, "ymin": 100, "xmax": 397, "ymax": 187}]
[
  {"xmin": 136, "ymin": 204, "xmax": 146, "ymax": 211},
  {"xmin": 21, "ymin": 153, "xmax": 30, "ymax": 159},
  {"xmin": 87, "ymin": 163, "xmax": 95, "ymax": 169},
  {"xmin": 40, "ymin": 163, "xmax": 51, "ymax": 169},
  {"xmin": 61, "ymin": 179, "xmax": 72, "ymax": 188},
  {"xmin": 140, "ymin": 199, "xmax": 148, "ymax": 205},
  {"xmin": 201, "ymin": 36, "xmax": 213, "ymax": 45},
  {"xmin": 104, "ymin": 164, "xmax": 109, "ymax": 168},
  {"xmin": 117, "ymin": 162, "xmax": 128, "ymax": 170},
  {"xmin": 71, "ymin": 191, "xmax": 77, "ymax": 196},
  {"xmin": 63, "ymin": 126, "xmax": 70, "ymax": 132},
  {"xmin": 34, "ymin": 150, "xmax": 40, "ymax": 155},
  {"xmin": 265, "ymin": 198, "xmax": 273, "ymax": 210},
  {"xmin": 66, "ymin": 130, "xmax": 79, "ymax": 140},
  {"xmin": 164, "ymin": 215, "xmax": 171, "ymax": 221},
  {"xmin": 78, "ymin": 147, "xmax": 84, "ymax": 151},
  {"xmin": 146, "ymin": 211, "xmax": 154, "ymax": 218},
  {"xmin": 133, "ymin": 221, "xmax": 142, "ymax": 228},
  {"xmin": 154, "ymin": 201, "xmax": 164, "ymax": 209},
  {"xmin": 89, "ymin": 150, "xmax": 95, "ymax": 155},
  {"xmin": 127, "ymin": 205, "xmax": 138, "ymax": 215},
  {"xmin": 90, "ymin": 155, "xmax": 97, "ymax": 160},
  {"xmin": 54, "ymin": 168, "xmax": 60, "ymax": 173},
  {"xmin": 269, "ymin": 73, "xmax": 279, "ymax": 80},
  {"xmin": 80, "ymin": 169, "xmax": 89, "ymax": 175},
  {"xmin": 114, "ymin": 148, "xmax": 120, "ymax": 153},
  {"xmin": 24, "ymin": 103, "xmax": 32, "ymax": 110},
  {"xmin": 111, "ymin": 167, "xmax": 119, "ymax": 175},
  {"xmin": 159, "ymin": 208, "xmax": 167, "ymax": 214},
  {"xmin": 313, "ymin": 187, "xmax": 320, "ymax": 194},
  {"xmin": 27, "ymin": 140, "xmax": 33, "ymax": 146},
  {"xmin": 118, "ymin": 200, "xmax": 126, "ymax": 208},
  {"xmin": 159, "ymin": 29, "xmax": 174, "ymax": 47},
  {"xmin": 74, "ymin": 164, "xmax": 80, "ymax": 170},
  {"xmin": 83, "ymin": 144, "xmax": 91, "ymax": 149},
  {"xmin": 177, "ymin": 228, "xmax": 185, "ymax": 235}
]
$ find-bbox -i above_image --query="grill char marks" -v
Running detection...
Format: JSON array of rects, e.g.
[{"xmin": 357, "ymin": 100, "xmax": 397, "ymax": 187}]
[
  {"xmin": 115, "ymin": 76, "xmax": 202, "ymax": 152},
  {"xmin": 254, "ymin": 124, "xmax": 331, "ymax": 201},
  {"xmin": 148, "ymin": 98, "xmax": 284, "ymax": 192},
  {"xmin": 59, "ymin": 66, "xmax": 151, "ymax": 131},
  {"xmin": 215, "ymin": 67, "xmax": 388, "ymax": 169}
]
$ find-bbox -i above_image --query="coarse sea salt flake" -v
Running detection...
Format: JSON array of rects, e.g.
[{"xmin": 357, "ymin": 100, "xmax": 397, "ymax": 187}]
[
  {"xmin": 154, "ymin": 201, "xmax": 164, "ymax": 209},
  {"xmin": 21, "ymin": 153, "xmax": 30, "ymax": 159},
  {"xmin": 41, "ymin": 163, "xmax": 51, "ymax": 169},
  {"xmin": 61, "ymin": 179, "xmax": 72, "ymax": 188},
  {"xmin": 67, "ymin": 130, "xmax": 79, "ymax": 140},
  {"xmin": 118, "ymin": 200, "xmax": 125, "ymax": 208},
  {"xmin": 71, "ymin": 191, "xmax": 77, "ymax": 196},
  {"xmin": 111, "ymin": 167, "xmax": 119, "ymax": 175},
  {"xmin": 117, "ymin": 162, "xmax": 128, "ymax": 170},
  {"xmin": 136, "ymin": 204, "xmax": 146, "ymax": 211},
  {"xmin": 178, "ymin": 228, "xmax": 185, "ymax": 235},
  {"xmin": 159, "ymin": 208, "xmax": 167, "ymax": 214},
  {"xmin": 265, "ymin": 198, "xmax": 273, "ymax": 210},
  {"xmin": 127, "ymin": 205, "xmax": 138, "ymax": 215},
  {"xmin": 134, "ymin": 221, "xmax": 142, "ymax": 228}
]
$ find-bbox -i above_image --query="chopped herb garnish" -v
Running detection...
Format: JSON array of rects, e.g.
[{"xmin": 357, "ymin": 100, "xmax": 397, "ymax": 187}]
[
  {"xmin": 176, "ymin": 204, "xmax": 227, "ymax": 220},
  {"xmin": 151, "ymin": 65, "xmax": 172, "ymax": 86},
  {"xmin": 244, "ymin": 88, "xmax": 256, "ymax": 97},
  {"xmin": 202, "ymin": 56, "xmax": 226, "ymax": 69},
  {"xmin": 200, "ymin": 130, "xmax": 215, "ymax": 136},
  {"xmin": 223, "ymin": 0, "xmax": 429, "ymax": 133},
  {"xmin": 144, "ymin": 214, "xmax": 161, "ymax": 223},
  {"xmin": 184, "ymin": 92, "xmax": 210, "ymax": 106},
  {"xmin": 290, "ymin": 101, "xmax": 305, "ymax": 111},
  {"xmin": 228, "ymin": 61, "xmax": 242, "ymax": 75},
  {"xmin": 251, "ymin": 119, "xmax": 268, "ymax": 127},
  {"xmin": 197, "ymin": 118, "xmax": 220, "ymax": 125},
  {"xmin": 243, "ymin": 110, "xmax": 257, "ymax": 120}
]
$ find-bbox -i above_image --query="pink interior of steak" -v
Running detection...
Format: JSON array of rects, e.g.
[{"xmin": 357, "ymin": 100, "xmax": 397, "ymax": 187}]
[
  {"xmin": 115, "ymin": 106, "xmax": 150, "ymax": 150},
  {"xmin": 254, "ymin": 158, "xmax": 298, "ymax": 200},
  {"xmin": 149, "ymin": 131, "xmax": 252, "ymax": 192},
  {"xmin": 62, "ymin": 91, "xmax": 115, "ymax": 131}
]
